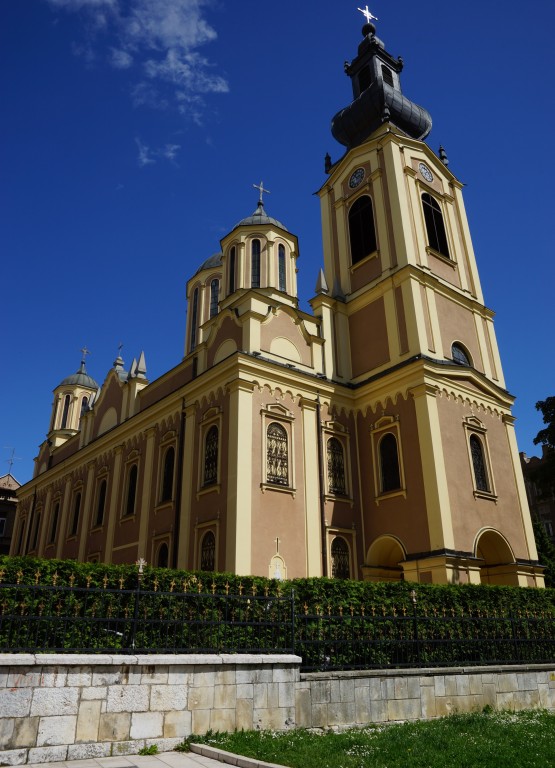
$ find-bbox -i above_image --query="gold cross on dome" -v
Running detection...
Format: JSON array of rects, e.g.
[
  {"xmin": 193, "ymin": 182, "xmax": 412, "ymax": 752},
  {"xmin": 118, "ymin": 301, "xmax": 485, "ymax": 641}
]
[
  {"xmin": 358, "ymin": 5, "xmax": 378, "ymax": 23},
  {"xmin": 253, "ymin": 180, "xmax": 270, "ymax": 204}
]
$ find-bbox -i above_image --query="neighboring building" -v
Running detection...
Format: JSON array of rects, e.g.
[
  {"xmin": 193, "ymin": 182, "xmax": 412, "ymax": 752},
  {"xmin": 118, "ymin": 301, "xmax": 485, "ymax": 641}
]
[
  {"xmin": 521, "ymin": 448, "xmax": 555, "ymax": 543},
  {"xmin": 0, "ymin": 474, "xmax": 20, "ymax": 556},
  {"xmin": 12, "ymin": 18, "xmax": 542, "ymax": 587}
]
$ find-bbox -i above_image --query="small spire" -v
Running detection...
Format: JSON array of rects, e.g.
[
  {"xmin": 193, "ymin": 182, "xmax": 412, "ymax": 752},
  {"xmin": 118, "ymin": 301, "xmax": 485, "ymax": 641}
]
[
  {"xmin": 439, "ymin": 145, "xmax": 449, "ymax": 166},
  {"xmin": 136, "ymin": 351, "xmax": 147, "ymax": 379},
  {"xmin": 315, "ymin": 269, "xmax": 329, "ymax": 295},
  {"xmin": 324, "ymin": 153, "xmax": 332, "ymax": 174},
  {"xmin": 128, "ymin": 358, "xmax": 138, "ymax": 378}
]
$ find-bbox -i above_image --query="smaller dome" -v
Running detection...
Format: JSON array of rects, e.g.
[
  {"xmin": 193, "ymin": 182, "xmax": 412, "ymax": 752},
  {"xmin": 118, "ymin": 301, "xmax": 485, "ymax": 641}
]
[
  {"xmin": 60, "ymin": 361, "xmax": 99, "ymax": 390},
  {"xmin": 235, "ymin": 201, "xmax": 288, "ymax": 232},
  {"xmin": 195, "ymin": 252, "xmax": 223, "ymax": 275}
]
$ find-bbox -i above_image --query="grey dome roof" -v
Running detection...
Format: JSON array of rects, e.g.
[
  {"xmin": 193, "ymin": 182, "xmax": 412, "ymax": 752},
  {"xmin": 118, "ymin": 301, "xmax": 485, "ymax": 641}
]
[
  {"xmin": 195, "ymin": 252, "xmax": 223, "ymax": 275},
  {"xmin": 235, "ymin": 201, "xmax": 288, "ymax": 232},
  {"xmin": 60, "ymin": 361, "xmax": 99, "ymax": 390}
]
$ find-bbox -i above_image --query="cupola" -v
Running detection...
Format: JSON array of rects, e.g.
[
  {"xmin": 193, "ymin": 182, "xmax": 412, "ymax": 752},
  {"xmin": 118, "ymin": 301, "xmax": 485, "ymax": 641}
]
[{"xmin": 47, "ymin": 352, "xmax": 99, "ymax": 447}]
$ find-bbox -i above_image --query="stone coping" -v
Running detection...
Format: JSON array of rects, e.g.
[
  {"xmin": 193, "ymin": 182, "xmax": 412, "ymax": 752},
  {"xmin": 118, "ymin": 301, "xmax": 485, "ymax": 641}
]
[
  {"xmin": 301, "ymin": 663, "xmax": 555, "ymax": 680},
  {"xmin": 0, "ymin": 653, "xmax": 302, "ymax": 666},
  {"xmin": 190, "ymin": 743, "xmax": 287, "ymax": 768}
]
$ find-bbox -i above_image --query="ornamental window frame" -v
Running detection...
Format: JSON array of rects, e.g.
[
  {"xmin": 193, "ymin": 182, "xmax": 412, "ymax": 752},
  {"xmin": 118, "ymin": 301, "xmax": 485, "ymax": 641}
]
[
  {"xmin": 48, "ymin": 496, "xmax": 61, "ymax": 545},
  {"xmin": 371, "ymin": 416, "xmax": 406, "ymax": 502},
  {"xmin": 421, "ymin": 191, "xmax": 451, "ymax": 260},
  {"xmin": 228, "ymin": 245, "xmax": 236, "ymax": 294},
  {"xmin": 330, "ymin": 535, "xmax": 351, "ymax": 579},
  {"xmin": 322, "ymin": 422, "xmax": 353, "ymax": 501},
  {"xmin": 68, "ymin": 488, "xmax": 83, "ymax": 538},
  {"xmin": 463, "ymin": 416, "xmax": 497, "ymax": 501},
  {"xmin": 197, "ymin": 408, "xmax": 222, "ymax": 495},
  {"xmin": 200, "ymin": 529, "xmax": 216, "ymax": 572},
  {"xmin": 93, "ymin": 475, "xmax": 108, "ymax": 529},
  {"xmin": 327, "ymin": 527, "xmax": 357, "ymax": 579},
  {"xmin": 278, "ymin": 243, "xmax": 287, "ymax": 292},
  {"xmin": 122, "ymin": 452, "xmax": 140, "ymax": 519},
  {"xmin": 260, "ymin": 403, "xmax": 295, "ymax": 495},
  {"xmin": 251, "ymin": 238, "xmax": 261, "ymax": 288},
  {"xmin": 209, "ymin": 278, "xmax": 220, "ymax": 318},
  {"xmin": 159, "ymin": 437, "xmax": 177, "ymax": 504},
  {"xmin": 451, "ymin": 342, "xmax": 472, "ymax": 367}
]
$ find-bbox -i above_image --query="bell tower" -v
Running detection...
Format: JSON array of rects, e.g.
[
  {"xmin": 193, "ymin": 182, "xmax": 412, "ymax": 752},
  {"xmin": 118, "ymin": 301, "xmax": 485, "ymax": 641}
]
[{"xmin": 311, "ymin": 11, "xmax": 542, "ymax": 586}]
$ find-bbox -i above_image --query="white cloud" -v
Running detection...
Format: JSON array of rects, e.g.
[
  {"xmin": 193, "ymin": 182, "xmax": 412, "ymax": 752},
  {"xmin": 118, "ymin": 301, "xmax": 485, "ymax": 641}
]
[
  {"xmin": 162, "ymin": 143, "xmax": 181, "ymax": 161},
  {"xmin": 135, "ymin": 137, "xmax": 155, "ymax": 167},
  {"xmin": 135, "ymin": 137, "xmax": 182, "ymax": 167},
  {"xmin": 46, "ymin": 0, "xmax": 228, "ymax": 121}
]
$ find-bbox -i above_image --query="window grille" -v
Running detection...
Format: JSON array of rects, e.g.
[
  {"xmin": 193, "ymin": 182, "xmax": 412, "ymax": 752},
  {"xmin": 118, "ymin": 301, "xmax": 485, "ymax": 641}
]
[
  {"xmin": 203, "ymin": 426, "xmax": 219, "ymax": 486},
  {"xmin": 278, "ymin": 244, "xmax": 287, "ymax": 292},
  {"xmin": 470, "ymin": 435, "xmax": 489, "ymax": 492},
  {"xmin": 327, "ymin": 437, "xmax": 346, "ymax": 495},
  {"xmin": 331, "ymin": 537, "xmax": 350, "ymax": 579},
  {"xmin": 267, "ymin": 422, "xmax": 289, "ymax": 485},
  {"xmin": 201, "ymin": 531, "xmax": 216, "ymax": 571},
  {"xmin": 209, "ymin": 279, "xmax": 219, "ymax": 318}
]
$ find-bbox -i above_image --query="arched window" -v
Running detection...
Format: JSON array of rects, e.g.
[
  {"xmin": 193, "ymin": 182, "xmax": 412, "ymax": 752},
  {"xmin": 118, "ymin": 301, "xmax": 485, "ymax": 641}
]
[
  {"xmin": 49, "ymin": 502, "xmax": 60, "ymax": 544},
  {"xmin": 452, "ymin": 343, "xmax": 471, "ymax": 366},
  {"xmin": 209, "ymin": 278, "xmax": 219, "ymax": 318},
  {"xmin": 379, "ymin": 433, "xmax": 401, "ymax": 493},
  {"xmin": 81, "ymin": 396, "xmax": 89, "ymax": 414},
  {"xmin": 200, "ymin": 531, "xmax": 216, "ymax": 571},
  {"xmin": 381, "ymin": 64, "xmax": 394, "ymax": 87},
  {"xmin": 203, "ymin": 426, "xmax": 218, "ymax": 486},
  {"xmin": 470, "ymin": 435, "xmax": 489, "ymax": 492},
  {"xmin": 331, "ymin": 537, "xmax": 350, "ymax": 579},
  {"xmin": 95, "ymin": 479, "xmax": 107, "ymax": 527},
  {"xmin": 190, "ymin": 287, "xmax": 199, "ymax": 351},
  {"xmin": 157, "ymin": 542, "xmax": 169, "ymax": 568},
  {"xmin": 125, "ymin": 465, "xmax": 138, "ymax": 517},
  {"xmin": 327, "ymin": 437, "xmax": 346, "ymax": 495},
  {"xmin": 70, "ymin": 493, "xmax": 81, "ymax": 536},
  {"xmin": 161, "ymin": 446, "xmax": 175, "ymax": 502},
  {"xmin": 278, "ymin": 244, "xmax": 287, "ymax": 292},
  {"xmin": 31, "ymin": 512, "xmax": 41, "ymax": 552},
  {"xmin": 61, "ymin": 394, "xmax": 71, "ymax": 429},
  {"xmin": 267, "ymin": 422, "xmax": 289, "ymax": 486},
  {"xmin": 422, "ymin": 193, "xmax": 450, "ymax": 258},
  {"xmin": 348, "ymin": 195, "xmax": 377, "ymax": 264},
  {"xmin": 229, "ymin": 246, "xmax": 236, "ymax": 293},
  {"xmin": 251, "ymin": 239, "xmax": 261, "ymax": 288}
]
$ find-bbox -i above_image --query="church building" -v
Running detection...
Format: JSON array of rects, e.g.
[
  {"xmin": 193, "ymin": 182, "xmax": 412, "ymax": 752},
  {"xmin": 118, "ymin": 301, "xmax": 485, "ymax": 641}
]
[{"xmin": 12, "ymin": 14, "xmax": 543, "ymax": 587}]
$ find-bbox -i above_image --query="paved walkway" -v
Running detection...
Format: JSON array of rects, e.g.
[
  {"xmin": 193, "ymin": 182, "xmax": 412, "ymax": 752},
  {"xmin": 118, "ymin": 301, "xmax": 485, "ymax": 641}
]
[{"xmin": 25, "ymin": 746, "xmax": 286, "ymax": 768}]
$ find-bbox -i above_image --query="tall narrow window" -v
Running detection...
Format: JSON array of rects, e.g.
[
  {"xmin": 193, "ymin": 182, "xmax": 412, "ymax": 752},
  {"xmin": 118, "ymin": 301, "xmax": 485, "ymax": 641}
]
[
  {"xmin": 251, "ymin": 239, "xmax": 261, "ymax": 288},
  {"xmin": 95, "ymin": 480, "xmax": 107, "ymax": 527},
  {"xmin": 331, "ymin": 537, "xmax": 350, "ymax": 579},
  {"xmin": 70, "ymin": 493, "xmax": 81, "ymax": 536},
  {"xmin": 358, "ymin": 65, "xmax": 372, "ymax": 93},
  {"xmin": 470, "ymin": 435, "xmax": 489, "ymax": 492},
  {"xmin": 422, "ymin": 193, "xmax": 450, "ymax": 258},
  {"xmin": 209, "ymin": 278, "xmax": 219, "ymax": 318},
  {"xmin": 229, "ymin": 246, "xmax": 236, "ymax": 293},
  {"xmin": 200, "ymin": 531, "xmax": 216, "ymax": 571},
  {"xmin": 190, "ymin": 287, "xmax": 199, "ymax": 351},
  {"xmin": 267, "ymin": 422, "xmax": 289, "ymax": 486},
  {"xmin": 327, "ymin": 437, "xmax": 346, "ymax": 495},
  {"xmin": 381, "ymin": 64, "xmax": 394, "ymax": 87},
  {"xmin": 379, "ymin": 433, "xmax": 401, "ymax": 493},
  {"xmin": 49, "ymin": 502, "xmax": 60, "ymax": 544},
  {"xmin": 31, "ymin": 513, "xmax": 41, "ymax": 552},
  {"xmin": 203, "ymin": 426, "xmax": 218, "ymax": 486},
  {"xmin": 61, "ymin": 394, "xmax": 71, "ymax": 429},
  {"xmin": 81, "ymin": 396, "xmax": 89, "ymax": 414},
  {"xmin": 278, "ymin": 244, "xmax": 287, "ymax": 292},
  {"xmin": 157, "ymin": 542, "xmax": 169, "ymax": 568},
  {"xmin": 349, "ymin": 195, "xmax": 377, "ymax": 264},
  {"xmin": 125, "ymin": 465, "xmax": 138, "ymax": 517},
  {"xmin": 161, "ymin": 446, "xmax": 175, "ymax": 502}
]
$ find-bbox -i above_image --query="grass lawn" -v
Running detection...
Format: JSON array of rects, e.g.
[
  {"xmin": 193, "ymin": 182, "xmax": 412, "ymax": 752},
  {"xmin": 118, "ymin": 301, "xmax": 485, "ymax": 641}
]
[{"xmin": 179, "ymin": 710, "xmax": 555, "ymax": 768}]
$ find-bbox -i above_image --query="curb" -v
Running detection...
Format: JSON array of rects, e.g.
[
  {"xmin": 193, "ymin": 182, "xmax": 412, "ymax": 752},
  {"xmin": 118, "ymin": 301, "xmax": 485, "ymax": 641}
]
[{"xmin": 188, "ymin": 743, "xmax": 288, "ymax": 768}]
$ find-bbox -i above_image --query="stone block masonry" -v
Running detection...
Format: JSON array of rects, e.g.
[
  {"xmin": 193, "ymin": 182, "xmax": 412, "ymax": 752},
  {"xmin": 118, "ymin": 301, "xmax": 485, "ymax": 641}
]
[{"xmin": 1, "ymin": 655, "xmax": 554, "ymax": 765}]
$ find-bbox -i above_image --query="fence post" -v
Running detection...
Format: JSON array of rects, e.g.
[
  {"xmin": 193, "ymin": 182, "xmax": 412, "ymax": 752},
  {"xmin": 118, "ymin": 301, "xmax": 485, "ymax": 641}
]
[
  {"xmin": 290, "ymin": 588, "xmax": 296, "ymax": 655},
  {"xmin": 411, "ymin": 589, "xmax": 420, "ymax": 666},
  {"xmin": 131, "ymin": 558, "xmax": 146, "ymax": 651}
]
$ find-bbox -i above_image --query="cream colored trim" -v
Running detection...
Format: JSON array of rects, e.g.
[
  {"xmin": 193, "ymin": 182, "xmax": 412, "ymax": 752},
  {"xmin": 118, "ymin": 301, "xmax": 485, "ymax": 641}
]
[
  {"xmin": 78, "ymin": 462, "xmax": 96, "ymax": 561},
  {"xmin": 503, "ymin": 415, "xmax": 539, "ymax": 561},
  {"xmin": 104, "ymin": 446, "xmax": 123, "ymax": 562},
  {"xmin": 197, "ymin": 412, "xmax": 222, "ymax": 492},
  {"xmin": 176, "ymin": 405, "xmax": 196, "ymax": 569},
  {"xmin": 36, "ymin": 487, "xmax": 52, "ymax": 557},
  {"xmin": 462, "ymin": 416, "xmax": 497, "ymax": 500},
  {"xmin": 301, "ymin": 399, "xmax": 321, "ymax": 577},
  {"xmin": 137, "ymin": 427, "xmax": 156, "ymax": 559},
  {"xmin": 327, "ymin": 528, "xmax": 357, "ymax": 579},
  {"xmin": 370, "ymin": 416, "xmax": 407, "ymax": 502},
  {"xmin": 194, "ymin": 520, "xmax": 219, "ymax": 571},
  {"xmin": 226, "ymin": 380, "xmax": 254, "ymax": 574}
]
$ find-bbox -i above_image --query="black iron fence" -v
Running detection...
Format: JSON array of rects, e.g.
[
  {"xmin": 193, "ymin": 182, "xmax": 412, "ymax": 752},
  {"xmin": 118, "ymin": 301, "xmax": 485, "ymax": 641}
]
[{"xmin": 1, "ymin": 579, "xmax": 554, "ymax": 670}]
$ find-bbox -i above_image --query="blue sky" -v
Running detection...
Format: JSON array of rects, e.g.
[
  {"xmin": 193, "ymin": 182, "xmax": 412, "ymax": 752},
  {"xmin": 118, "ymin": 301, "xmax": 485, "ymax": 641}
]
[{"xmin": 2, "ymin": 0, "xmax": 554, "ymax": 483}]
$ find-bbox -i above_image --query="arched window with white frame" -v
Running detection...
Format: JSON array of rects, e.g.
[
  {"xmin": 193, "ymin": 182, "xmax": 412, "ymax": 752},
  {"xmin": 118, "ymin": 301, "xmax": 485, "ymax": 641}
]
[
  {"xmin": 203, "ymin": 425, "xmax": 219, "ymax": 486},
  {"xmin": 331, "ymin": 536, "xmax": 350, "ymax": 579},
  {"xmin": 267, "ymin": 422, "xmax": 289, "ymax": 486},
  {"xmin": 327, "ymin": 437, "xmax": 346, "ymax": 495},
  {"xmin": 379, "ymin": 433, "xmax": 401, "ymax": 493}
]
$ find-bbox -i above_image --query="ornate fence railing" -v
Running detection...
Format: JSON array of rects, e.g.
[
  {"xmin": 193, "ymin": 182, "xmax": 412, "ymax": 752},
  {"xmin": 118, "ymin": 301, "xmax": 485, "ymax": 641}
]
[{"xmin": 1, "ymin": 579, "xmax": 554, "ymax": 670}]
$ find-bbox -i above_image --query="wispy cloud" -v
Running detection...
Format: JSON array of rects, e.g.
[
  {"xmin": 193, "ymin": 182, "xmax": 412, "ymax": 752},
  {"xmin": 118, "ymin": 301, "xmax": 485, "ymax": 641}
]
[
  {"xmin": 46, "ymin": 0, "xmax": 228, "ymax": 121},
  {"xmin": 135, "ymin": 137, "xmax": 182, "ymax": 167}
]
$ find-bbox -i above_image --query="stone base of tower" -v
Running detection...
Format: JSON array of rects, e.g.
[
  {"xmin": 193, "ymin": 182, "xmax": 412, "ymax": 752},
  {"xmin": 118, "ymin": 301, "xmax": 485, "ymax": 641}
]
[{"xmin": 362, "ymin": 553, "xmax": 545, "ymax": 587}]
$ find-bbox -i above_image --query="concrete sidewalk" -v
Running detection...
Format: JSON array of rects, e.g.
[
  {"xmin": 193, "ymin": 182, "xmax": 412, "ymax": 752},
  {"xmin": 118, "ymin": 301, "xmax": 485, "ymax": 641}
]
[{"xmin": 24, "ymin": 746, "xmax": 287, "ymax": 768}]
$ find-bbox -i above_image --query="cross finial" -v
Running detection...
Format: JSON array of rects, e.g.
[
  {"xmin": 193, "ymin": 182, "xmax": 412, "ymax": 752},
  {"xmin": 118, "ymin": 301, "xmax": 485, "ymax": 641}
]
[
  {"xmin": 357, "ymin": 5, "xmax": 378, "ymax": 23},
  {"xmin": 81, "ymin": 346, "xmax": 90, "ymax": 361},
  {"xmin": 253, "ymin": 180, "xmax": 270, "ymax": 205},
  {"xmin": 4, "ymin": 447, "xmax": 21, "ymax": 476},
  {"xmin": 118, "ymin": 342, "xmax": 124, "ymax": 357}
]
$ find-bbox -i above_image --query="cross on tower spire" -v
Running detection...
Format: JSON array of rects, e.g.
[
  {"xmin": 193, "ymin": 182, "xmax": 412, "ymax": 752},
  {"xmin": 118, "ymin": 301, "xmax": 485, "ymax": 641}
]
[
  {"xmin": 357, "ymin": 5, "xmax": 378, "ymax": 24},
  {"xmin": 81, "ymin": 346, "xmax": 90, "ymax": 362},
  {"xmin": 253, "ymin": 181, "xmax": 270, "ymax": 205}
]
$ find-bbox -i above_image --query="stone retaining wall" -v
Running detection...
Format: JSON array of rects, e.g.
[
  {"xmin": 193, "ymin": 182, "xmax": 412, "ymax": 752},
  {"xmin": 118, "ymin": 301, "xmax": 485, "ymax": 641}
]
[{"xmin": 1, "ymin": 655, "xmax": 554, "ymax": 765}]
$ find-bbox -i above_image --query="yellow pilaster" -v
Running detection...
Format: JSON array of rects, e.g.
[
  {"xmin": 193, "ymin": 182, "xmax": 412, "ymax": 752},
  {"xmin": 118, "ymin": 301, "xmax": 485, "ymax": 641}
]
[
  {"xmin": 300, "ymin": 398, "xmax": 322, "ymax": 576},
  {"xmin": 226, "ymin": 379, "xmax": 254, "ymax": 574},
  {"xmin": 78, "ymin": 461, "xmax": 97, "ymax": 561},
  {"xmin": 55, "ymin": 477, "xmax": 73, "ymax": 558},
  {"xmin": 503, "ymin": 414, "xmax": 539, "ymax": 561},
  {"xmin": 410, "ymin": 383, "xmax": 455, "ymax": 551},
  {"xmin": 176, "ymin": 405, "xmax": 196, "ymax": 569},
  {"xmin": 104, "ymin": 445, "xmax": 123, "ymax": 563},
  {"xmin": 138, "ymin": 427, "xmax": 157, "ymax": 560},
  {"xmin": 37, "ymin": 487, "xmax": 52, "ymax": 557}
]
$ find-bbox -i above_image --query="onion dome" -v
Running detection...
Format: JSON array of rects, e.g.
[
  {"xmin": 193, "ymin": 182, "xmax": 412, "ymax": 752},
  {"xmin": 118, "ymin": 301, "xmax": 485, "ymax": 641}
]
[
  {"xmin": 60, "ymin": 359, "xmax": 99, "ymax": 390},
  {"xmin": 195, "ymin": 252, "xmax": 223, "ymax": 275},
  {"xmin": 235, "ymin": 200, "xmax": 288, "ymax": 232},
  {"xmin": 331, "ymin": 21, "xmax": 432, "ymax": 150}
]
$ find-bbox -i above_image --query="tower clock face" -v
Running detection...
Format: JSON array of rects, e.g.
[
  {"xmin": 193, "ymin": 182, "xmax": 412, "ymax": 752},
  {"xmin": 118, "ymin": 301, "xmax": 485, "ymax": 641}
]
[
  {"xmin": 418, "ymin": 162, "xmax": 433, "ymax": 183},
  {"xmin": 349, "ymin": 167, "xmax": 365, "ymax": 188}
]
